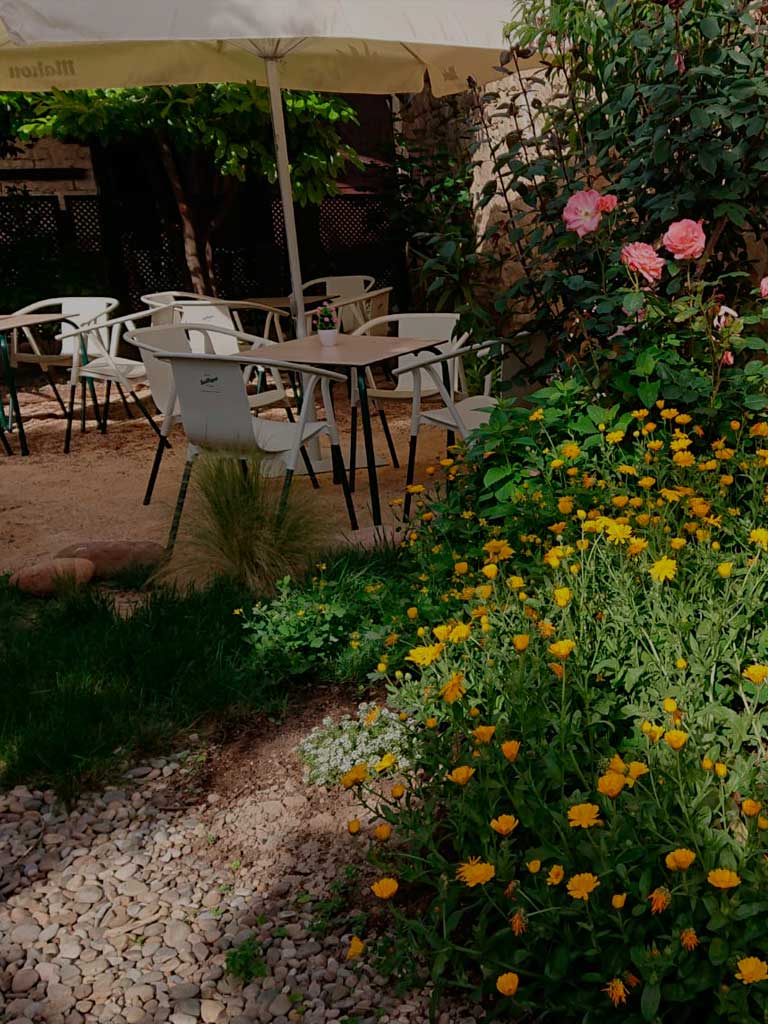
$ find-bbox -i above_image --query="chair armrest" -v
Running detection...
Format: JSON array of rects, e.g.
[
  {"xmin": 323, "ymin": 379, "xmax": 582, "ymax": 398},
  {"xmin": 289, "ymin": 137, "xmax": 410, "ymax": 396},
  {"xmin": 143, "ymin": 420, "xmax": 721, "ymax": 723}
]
[
  {"xmin": 137, "ymin": 345, "xmax": 347, "ymax": 384},
  {"xmin": 56, "ymin": 304, "xmax": 177, "ymax": 342},
  {"xmin": 391, "ymin": 339, "xmax": 511, "ymax": 377}
]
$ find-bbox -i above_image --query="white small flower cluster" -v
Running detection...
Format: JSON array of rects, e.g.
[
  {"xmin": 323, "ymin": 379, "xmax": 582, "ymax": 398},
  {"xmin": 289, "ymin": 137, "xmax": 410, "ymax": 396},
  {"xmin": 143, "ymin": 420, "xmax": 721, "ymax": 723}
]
[{"xmin": 297, "ymin": 702, "xmax": 413, "ymax": 787}]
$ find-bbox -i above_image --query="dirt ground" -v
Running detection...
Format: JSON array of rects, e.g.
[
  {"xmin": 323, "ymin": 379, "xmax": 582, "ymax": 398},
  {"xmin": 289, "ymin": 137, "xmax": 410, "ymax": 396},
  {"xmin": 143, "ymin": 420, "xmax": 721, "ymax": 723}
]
[{"xmin": 0, "ymin": 377, "xmax": 446, "ymax": 575}]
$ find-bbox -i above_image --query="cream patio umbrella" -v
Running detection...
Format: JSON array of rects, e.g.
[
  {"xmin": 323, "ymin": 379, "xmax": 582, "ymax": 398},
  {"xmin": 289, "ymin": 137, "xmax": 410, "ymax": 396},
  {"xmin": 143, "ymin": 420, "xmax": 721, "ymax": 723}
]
[{"xmin": 0, "ymin": 0, "xmax": 533, "ymax": 333}]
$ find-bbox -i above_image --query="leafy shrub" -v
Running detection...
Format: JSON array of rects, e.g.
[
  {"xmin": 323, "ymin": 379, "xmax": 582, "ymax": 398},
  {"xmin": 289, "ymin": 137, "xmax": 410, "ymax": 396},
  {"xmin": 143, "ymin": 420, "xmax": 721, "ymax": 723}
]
[{"xmin": 225, "ymin": 937, "xmax": 267, "ymax": 984}]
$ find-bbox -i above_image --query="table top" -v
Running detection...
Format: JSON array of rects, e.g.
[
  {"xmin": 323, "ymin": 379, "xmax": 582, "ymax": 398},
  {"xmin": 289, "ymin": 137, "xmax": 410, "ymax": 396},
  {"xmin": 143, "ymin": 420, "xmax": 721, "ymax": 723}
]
[
  {"xmin": 0, "ymin": 313, "xmax": 70, "ymax": 331},
  {"xmin": 273, "ymin": 333, "xmax": 446, "ymax": 369},
  {"xmin": 246, "ymin": 295, "xmax": 335, "ymax": 309}
]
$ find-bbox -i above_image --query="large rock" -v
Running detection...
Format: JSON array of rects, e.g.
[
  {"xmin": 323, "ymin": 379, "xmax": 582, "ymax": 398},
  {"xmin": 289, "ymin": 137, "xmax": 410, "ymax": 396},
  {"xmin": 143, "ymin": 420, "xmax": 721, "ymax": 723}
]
[
  {"xmin": 54, "ymin": 540, "xmax": 165, "ymax": 579},
  {"xmin": 9, "ymin": 558, "xmax": 95, "ymax": 597}
]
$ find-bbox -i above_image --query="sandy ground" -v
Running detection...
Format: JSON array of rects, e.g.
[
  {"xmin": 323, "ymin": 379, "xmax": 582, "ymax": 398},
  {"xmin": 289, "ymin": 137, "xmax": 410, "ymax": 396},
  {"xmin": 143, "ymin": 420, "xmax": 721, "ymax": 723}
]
[{"xmin": 0, "ymin": 377, "xmax": 446, "ymax": 575}]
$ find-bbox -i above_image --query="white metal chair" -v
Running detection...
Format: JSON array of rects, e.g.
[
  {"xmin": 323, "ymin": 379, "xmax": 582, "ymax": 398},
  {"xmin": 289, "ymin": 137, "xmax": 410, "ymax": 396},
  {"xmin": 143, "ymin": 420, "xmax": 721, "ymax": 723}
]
[
  {"xmin": 129, "ymin": 344, "xmax": 357, "ymax": 547},
  {"xmin": 346, "ymin": 313, "xmax": 467, "ymax": 488},
  {"xmin": 396, "ymin": 340, "xmax": 505, "ymax": 517},
  {"xmin": 58, "ymin": 306, "xmax": 179, "ymax": 453},
  {"xmin": 141, "ymin": 292, "xmax": 288, "ymax": 346},
  {"xmin": 9, "ymin": 296, "xmax": 119, "ymax": 422},
  {"xmin": 125, "ymin": 323, "xmax": 311, "ymax": 506}
]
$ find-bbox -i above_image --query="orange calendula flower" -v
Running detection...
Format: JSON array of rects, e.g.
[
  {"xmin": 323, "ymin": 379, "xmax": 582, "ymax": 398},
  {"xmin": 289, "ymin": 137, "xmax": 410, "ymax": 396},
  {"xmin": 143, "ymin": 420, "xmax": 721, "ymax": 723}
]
[
  {"xmin": 680, "ymin": 929, "xmax": 699, "ymax": 951},
  {"xmin": 553, "ymin": 586, "xmax": 572, "ymax": 608},
  {"xmin": 456, "ymin": 857, "xmax": 496, "ymax": 887},
  {"xmin": 341, "ymin": 764, "xmax": 368, "ymax": 789},
  {"xmin": 597, "ymin": 771, "xmax": 626, "ymax": 798},
  {"xmin": 371, "ymin": 877, "xmax": 398, "ymax": 899},
  {"xmin": 567, "ymin": 873, "xmax": 600, "ymax": 901},
  {"xmin": 562, "ymin": 442, "xmax": 581, "ymax": 459},
  {"xmin": 649, "ymin": 887, "xmax": 671, "ymax": 914},
  {"xmin": 453, "ymin": 561, "xmax": 469, "ymax": 575},
  {"xmin": 425, "ymin": 717, "xmax": 438, "ymax": 729},
  {"xmin": 548, "ymin": 639, "xmax": 576, "ymax": 659},
  {"xmin": 496, "ymin": 972, "xmax": 519, "ymax": 996},
  {"xmin": 527, "ymin": 859, "xmax": 541, "ymax": 874},
  {"xmin": 603, "ymin": 978, "xmax": 628, "ymax": 1007},
  {"xmin": 568, "ymin": 803, "xmax": 603, "ymax": 829},
  {"xmin": 546, "ymin": 864, "xmax": 565, "ymax": 886},
  {"xmin": 736, "ymin": 957, "xmax": 768, "ymax": 985},
  {"xmin": 440, "ymin": 672, "xmax": 466, "ymax": 704},
  {"xmin": 391, "ymin": 783, "xmax": 405, "ymax": 800},
  {"xmin": 447, "ymin": 766, "xmax": 475, "ymax": 786},
  {"xmin": 626, "ymin": 762, "xmax": 649, "ymax": 785},
  {"xmin": 664, "ymin": 729, "xmax": 689, "ymax": 751},
  {"xmin": 347, "ymin": 818, "xmax": 361, "ymax": 835},
  {"xmin": 491, "ymin": 814, "xmax": 519, "ymax": 836},
  {"xmin": 346, "ymin": 936, "xmax": 365, "ymax": 960},
  {"xmin": 742, "ymin": 799, "xmax": 762, "ymax": 817},
  {"xmin": 665, "ymin": 848, "xmax": 696, "ymax": 871},
  {"xmin": 708, "ymin": 868, "xmax": 741, "ymax": 889},
  {"xmin": 611, "ymin": 893, "xmax": 627, "ymax": 909},
  {"xmin": 512, "ymin": 634, "xmax": 530, "ymax": 652},
  {"xmin": 501, "ymin": 740, "xmax": 521, "ymax": 762},
  {"xmin": 481, "ymin": 563, "xmax": 498, "ymax": 581},
  {"xmin": 373, "ymin": 823, "xmax": 392, "ymax": 842},
  {"xmin": 472, "ymin": 725, "xmax": 496, "ymax": 744},
  {"xmin": 511, "ymin": 909, "xmax": 527, "ymax": 936}
]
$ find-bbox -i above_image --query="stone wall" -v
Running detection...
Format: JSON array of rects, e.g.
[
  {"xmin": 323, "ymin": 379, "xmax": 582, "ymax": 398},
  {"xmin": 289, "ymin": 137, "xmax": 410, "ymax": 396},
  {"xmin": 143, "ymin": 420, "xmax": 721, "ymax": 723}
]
[{"xmin": 0, "ymin": 137, "xmax": 97, "ymax": 204}]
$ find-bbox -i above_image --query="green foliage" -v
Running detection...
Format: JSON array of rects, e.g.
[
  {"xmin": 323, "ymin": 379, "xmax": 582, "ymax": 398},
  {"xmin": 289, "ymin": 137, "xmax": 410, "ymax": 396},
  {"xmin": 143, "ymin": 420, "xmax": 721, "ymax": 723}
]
[
  {"xmin": 155, "ymin": 454, "xmax": 332, "ymax": 595},
  {"xmin": 6, "ymin": 83, "xmax": 360, "ymax": 205},
  {"xmin": 224, "ymin": 937, "xmax": 268, "ymax": 984},
  {"xmin": 493, "ymin": 0, "xmax": 768, "ymax": 350},
  {"xmin": 307, "ymin": 865, "xmax": 366, "ymax": 938}
]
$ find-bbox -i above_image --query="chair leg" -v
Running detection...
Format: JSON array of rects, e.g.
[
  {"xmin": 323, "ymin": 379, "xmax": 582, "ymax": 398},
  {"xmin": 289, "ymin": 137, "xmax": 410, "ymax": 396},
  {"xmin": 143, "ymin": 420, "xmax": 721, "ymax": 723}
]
[
  {"xmin": 116, "ymin": 383, "xmax": 136, "ymax": 419},
  {"xmin": 278, "ymin": 468, "xmax": 294, "ymax": 521},
  {"xmin": 377, "ymin": 406, "xmax": 400, "ymax": 468},
  {"xmin": 63, "ymin": 384, "xmax": 77, "ymax": 454},
  {"xmin": 100, "ymin": 381, "xmax": 112, "ymax": 434},
  {"xmin": 331, "ymin": 443, "xmax": 358, "ymax": 532},
  {"xmin": 403, "ymin": 433, "xmax": 418, "ymax": 519},
  {"xmin": 0, "ymin": 421, "xmax": 12, "ymax": 456},
  {"xmin": 167, "ymin": 458, "xmax": 194, "ymax": 551},
  {"xmin": 80, "ymin": 382, "xmax": 87, "ymax": 432},
  {"xmin": 132, "ymin": 391, "xmax": 171, "ymax": 447},
  {"xmin": 348, "ymin": 403, "xmax": 358, "ymax": 493},
  {"xmin": 43, "ymin": 371, "xmax": 68, "ymax": 416},
  {"xmin": 143, "ymin": 434, "xmax": 167, "ymax": 505}
]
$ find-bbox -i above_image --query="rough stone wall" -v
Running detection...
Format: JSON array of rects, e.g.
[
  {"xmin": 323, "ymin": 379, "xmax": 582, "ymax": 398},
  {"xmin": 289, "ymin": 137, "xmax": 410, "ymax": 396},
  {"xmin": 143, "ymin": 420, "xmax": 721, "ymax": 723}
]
[{"xmin": 0, "ymin": 138, "xmax": 96, "ymax": 204}]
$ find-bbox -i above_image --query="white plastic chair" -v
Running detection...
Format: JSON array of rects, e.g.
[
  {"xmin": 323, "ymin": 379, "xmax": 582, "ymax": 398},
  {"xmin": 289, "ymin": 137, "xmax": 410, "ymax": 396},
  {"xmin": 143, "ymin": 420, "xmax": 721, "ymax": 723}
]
[
  {"xmin": 346, "ymin": 312, "xmax": 467, "ymax": 487},
  {"xmin": 128, "ymin": 344, "xmax": 358, "ymax": 547},
  {"xmin": 57, "ymin": 306, "xmax": 178, "ymax": 453},
  {"xmin": 302, "ymin": 276, "xmax": 375, "ymax": 332},
  {"xmin": 304, "ymin": 287, "xmax": 393, "ymax": 337},
  {"xmin": 125, "ymin": 323, "xmax": 309, "ymax": 506},
  {"xmin": 142, "ymin": 292, "xmax": 288, "ymax": 346},
  {"xmin": 396, "ymin": 340, "xmax": 506, "ymax": 517},
  {"xmin": 9, "ymin": 296, "xmax": 119, "ymax": 421}
]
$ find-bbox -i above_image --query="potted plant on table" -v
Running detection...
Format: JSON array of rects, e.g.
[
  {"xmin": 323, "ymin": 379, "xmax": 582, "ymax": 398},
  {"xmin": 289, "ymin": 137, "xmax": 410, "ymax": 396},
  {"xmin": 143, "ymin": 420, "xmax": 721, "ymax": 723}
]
[{"xmin": 316, "ymin": 305, "xmax": 338, "ymax": 347}]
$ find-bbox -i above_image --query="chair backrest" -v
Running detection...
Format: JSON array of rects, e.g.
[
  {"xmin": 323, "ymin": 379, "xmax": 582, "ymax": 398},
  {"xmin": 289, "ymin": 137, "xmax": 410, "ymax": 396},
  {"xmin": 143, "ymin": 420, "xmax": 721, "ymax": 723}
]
[
  {"xmin": 15, "ymin": 296, "xmax": 118, "ymax": 357},
  {"xmin": 303, "ymin": 276, "xmax": 374, "ymax": 299},
  {"xmin": 356, "ymin": 312, "xmax": 465, "ymax": 395},
  {"xmin": 176, "ymin": 303, "xmax": 241, "ymax": 355},
  {"xmin": 124, "ymin": 324, "xmax": 196, "ymax": 417},
  {"xmin": 161, "ymin": 353, "xmax": 258, "ymax": 450}
]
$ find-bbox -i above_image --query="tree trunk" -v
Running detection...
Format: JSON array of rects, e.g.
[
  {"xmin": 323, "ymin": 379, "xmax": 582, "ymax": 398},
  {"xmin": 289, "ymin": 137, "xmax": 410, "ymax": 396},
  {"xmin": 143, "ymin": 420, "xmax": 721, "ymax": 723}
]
[{"xmin": 157, "ymin": 131, "xmax": 207, "ymax": 295}]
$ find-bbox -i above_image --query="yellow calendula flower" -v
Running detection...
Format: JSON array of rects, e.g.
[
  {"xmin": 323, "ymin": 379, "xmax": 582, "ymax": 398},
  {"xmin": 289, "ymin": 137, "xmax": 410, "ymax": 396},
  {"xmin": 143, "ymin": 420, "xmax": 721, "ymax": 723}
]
[
  {"xmin": 546, "ymin": 864, "xmax": 565, "ymax": 886},
  {"xmin": 527, "ymin": 859, "xmax": 541, "ymax": 874},
  {"xmin": 496, "ymin": 972, "xmax": 519, "ymax": 996},
  {"xmin": 472, "ymin": 725, "xmax": 496, "ymax": 744},
  {"xmin": 373, "ymin": 823, "xmax": 392, "ymax": 842},
  {"xmin": 675, "ymin": 658, "xmax": 687, "ymax": 670},
  {"xmin": 597, "ymin": 771, "xmax": 626, "ymax": 798},
  {"xmin": 663, "ymin": 697, "xmax": 678, "ymax": 713},
  {"xmin": 481, "ymin": 563, "xmax": 498, "ymax": 581},
  {"xmin": 649, "ymin": 556, "xmax": 677, "ymax": 583},
  {"xmin": 553, "ymin": 586, "xmax": 572, "ymax": 608},
  {"xmin": 641, "ymin": 721, "xmax": 665, "ymax": 743},
  {"xmin": 406, "ymin": 642, "xmax": 444, "ymax": 667},
  {"xmin": 717, "ymin": 562, "xmax": 733, "ymax": 578},
  {"xmin": 664, "ymin": 729, "xmax": 689, "ymax": 751},
  {"xmin": 490, "ymin": 814, "xmax": 519, "ymax": 836},
  {"xmin": 611, "ymin": 893, "xmax": 627, "ymax": 909},
  {"xmin": 708, "ymin": 868, "xmax": 741, "ymax": 890},
  {"xmin": 715, "ymin": 761, "xmax": 728, "ymax": 778},
  {"xmin": 562, "ymin": 442, "xmax": 581, "ymax": 459},
  {"xmin": 638, "ymin": 476, "xmax": 656, "ymax": 489},
  {"xmin": 568, "ymin": 803, "xmax": 603, "ymax": 829},
  {"xmin": 603, "ymin": 978, "xmax": 628, "ymax": 1007},
  {"xmin": 548, "ymin": 639, "xmax": 576, "ymax": 660},
  {"xmin": 341, "ymin": 764, "xmax": 368, "ymax": 789},
  {"xmin": 627, "ymin": 538, "xmax": 649, "ymax": 557},
  {"xmin": 447, "ymin": 766, "xmax": 475, "ymax": 786},
  {"xmin": 605, "ymin": 521, "xmax": 633, "ymax": 545},
  {"xmin": 484, "ymin": 539, "xmax": 513, "ymax": 561},
  {"xmin": 456, "ymin": 857, "xmax": 496, "ymax": 887},
  {"xmin": 736, "ymin": 957, "xmax": 768, "ymax": 985},
  {"xmin": 232, "ymin": 608, "xmax": 243, "ymax": 616},
  {"xmin": 529, "ymin": 407, "xmax": 544, "ymax": 422},
  {"xmin": 742, "ymin": 664, "xmax": 768, "ymax": 685},
  {"xmin": 626, "ymin": 761, "xmax": 649, "ymax": 785},
  {"xmin": 665, "ymin": 848, "xmax": 696, "ymax": 871},
  {"xmin": 558, "ymin": 496, "xmax": 574, "ymax": 515},
  {"xmin": 449, "ymin": 622, "xmax": 471, "ymax": 643},
  {"xmin": 673, "ymin": 451, "xmax": 695, "ymax": 467},
  {"xmin": 606, "ymin": 430, "xmax": 625, "ymax": 444},
  {"xmin": 512, "ymin": 634, "xmax": 530, "ymax": 653},
  {"xmin": 346, "ymin": 936, "xmax": 365, "ymax": 960},
  {"xmin": 567, "ymin": 873, "xmax": 600, "ymax": 901},
  {"xmin": 440, "ymin": 672, "xmax": 466, "ymax": 704},
  {"xmin": 406, "ymin": 606, "xmax": 418, "ymax": 620},
  {"xmin": 347, "ymin": 819, "xmax": 361, "ymax": 835},
  {"xmin": 371, "ymin": 877, "xmax": 398, "ymax": 899},
  {"xmin": 501, "ymin": 739, "xmax": 521, "ymax": 762},
  {"xmin": 375, "ymin": 753, "xmax": 396, "ymax": 773},
  {"xmin": 750, "ymin": 528, "xmax": 768, "ymax": 550}
]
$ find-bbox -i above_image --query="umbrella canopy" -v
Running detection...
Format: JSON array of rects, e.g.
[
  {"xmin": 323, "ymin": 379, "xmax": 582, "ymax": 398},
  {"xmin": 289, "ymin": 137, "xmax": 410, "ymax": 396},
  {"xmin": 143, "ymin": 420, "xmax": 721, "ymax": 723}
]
[
  {"xmin": 0, "ymin": 0, "xmax": 534, "ymax": 334},
  {"xmin": 0, "ymin": 0, "xmax": 526, "ymax": 95}
]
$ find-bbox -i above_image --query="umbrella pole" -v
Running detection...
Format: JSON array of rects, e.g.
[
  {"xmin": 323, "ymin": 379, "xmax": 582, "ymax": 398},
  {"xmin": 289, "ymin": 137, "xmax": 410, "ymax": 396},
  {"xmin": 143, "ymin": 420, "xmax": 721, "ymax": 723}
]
[{"xmin": 266, "ymin": 58, "xmax": 307, "ymax": 339}]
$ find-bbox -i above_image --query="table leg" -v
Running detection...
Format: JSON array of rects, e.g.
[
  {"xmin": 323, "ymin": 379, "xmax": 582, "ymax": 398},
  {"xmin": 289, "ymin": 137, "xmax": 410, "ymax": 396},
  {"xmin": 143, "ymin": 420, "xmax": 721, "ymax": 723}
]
[
  {"xmin": 356, "ymin": 368, "xmax": 381, "ymax": 526},
  {"xmin": 0, "ymin": 332, "xmax": 29, "ymax": 456}
]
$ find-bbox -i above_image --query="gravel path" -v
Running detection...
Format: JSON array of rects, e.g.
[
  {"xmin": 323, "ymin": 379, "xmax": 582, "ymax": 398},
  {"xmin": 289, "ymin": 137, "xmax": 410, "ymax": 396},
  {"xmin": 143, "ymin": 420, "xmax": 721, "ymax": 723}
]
[{"xmin": 0, "ymin": 707, "xmax": 483, "ymax": 1024}]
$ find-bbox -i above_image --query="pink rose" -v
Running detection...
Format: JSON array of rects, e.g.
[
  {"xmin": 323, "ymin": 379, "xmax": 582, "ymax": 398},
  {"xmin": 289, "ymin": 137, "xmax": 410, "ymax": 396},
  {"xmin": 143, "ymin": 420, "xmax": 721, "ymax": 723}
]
[
  {"xmin": 563, "ymin": 190, "xmax": 603, "ymax": 237},
  {"xmin": 662, "ymin": 219, "xmax": 706, "ymax": 260},
  {"xmin": 621, "ymin": 242, "xmax": 666, "ymax": 284},
  {"xmin": 720, "ymin": 350, "xmax": 734, "ymax": 367},
  {"xmin": 598, "ymin": 194, "xmax": 618, "ymax": 213},
  {"xmin": 760, "ymin": 276, "xmax": 768, "ymax": 299},
  {"xmin": 674, "ymin": 51, "xmax": 686, "ymax": 75}
]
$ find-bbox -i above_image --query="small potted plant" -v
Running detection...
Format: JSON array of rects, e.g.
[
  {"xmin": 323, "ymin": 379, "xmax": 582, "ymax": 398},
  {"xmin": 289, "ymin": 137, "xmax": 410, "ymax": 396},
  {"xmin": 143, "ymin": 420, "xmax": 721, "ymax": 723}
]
[{"xmin": 316, "ymin": 305, "xmax": 338, "ymax": 347}]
